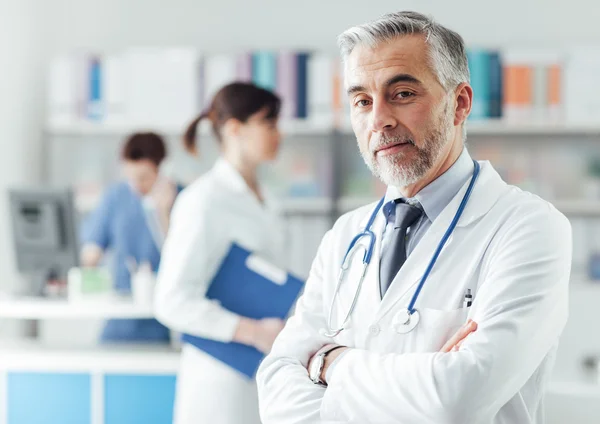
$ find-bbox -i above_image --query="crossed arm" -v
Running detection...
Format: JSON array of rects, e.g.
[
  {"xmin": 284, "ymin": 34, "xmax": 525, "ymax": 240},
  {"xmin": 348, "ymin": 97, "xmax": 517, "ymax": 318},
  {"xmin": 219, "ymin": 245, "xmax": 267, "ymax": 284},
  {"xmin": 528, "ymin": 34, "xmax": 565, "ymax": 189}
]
[{"xmin": 257, "ymin": 209, "xmax": 571, "ymax": 423}]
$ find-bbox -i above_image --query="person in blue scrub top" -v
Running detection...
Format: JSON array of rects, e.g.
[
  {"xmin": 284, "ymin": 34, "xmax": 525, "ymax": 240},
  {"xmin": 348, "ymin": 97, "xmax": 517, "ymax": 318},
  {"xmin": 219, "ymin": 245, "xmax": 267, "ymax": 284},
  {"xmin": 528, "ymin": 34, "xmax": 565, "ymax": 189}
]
[{"xmin": 81, "ymin": 132, "xmax": 180, "ymax": 342}]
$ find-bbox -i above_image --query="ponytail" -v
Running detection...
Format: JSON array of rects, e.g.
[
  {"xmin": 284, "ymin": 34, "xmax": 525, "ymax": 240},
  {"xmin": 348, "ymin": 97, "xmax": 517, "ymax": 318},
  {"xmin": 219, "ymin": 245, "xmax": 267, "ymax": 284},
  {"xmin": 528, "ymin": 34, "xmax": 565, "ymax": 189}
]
[
  {"xmin": 183, "ymin": 111, "xmax": 209, "ymax": 155},
  {"xmin": 185, "ymin": 82, "xmax": 281, "ymax": 156}
]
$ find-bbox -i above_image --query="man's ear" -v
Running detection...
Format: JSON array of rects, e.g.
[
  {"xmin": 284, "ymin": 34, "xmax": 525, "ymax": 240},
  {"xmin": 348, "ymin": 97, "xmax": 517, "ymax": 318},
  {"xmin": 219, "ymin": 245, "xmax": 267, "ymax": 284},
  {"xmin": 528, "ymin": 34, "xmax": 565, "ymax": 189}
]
[{"xmin": 454, "ymin": 83, "xmax": 473, "ymax": 126}]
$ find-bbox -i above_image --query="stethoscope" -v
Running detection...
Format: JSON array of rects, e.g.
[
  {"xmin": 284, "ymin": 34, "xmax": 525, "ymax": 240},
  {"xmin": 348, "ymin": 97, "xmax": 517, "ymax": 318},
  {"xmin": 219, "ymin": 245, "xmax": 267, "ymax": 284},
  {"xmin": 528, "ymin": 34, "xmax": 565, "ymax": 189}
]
[{"xmin": 321, "ymin": 160, "xmax": 481, "ymax": 337}]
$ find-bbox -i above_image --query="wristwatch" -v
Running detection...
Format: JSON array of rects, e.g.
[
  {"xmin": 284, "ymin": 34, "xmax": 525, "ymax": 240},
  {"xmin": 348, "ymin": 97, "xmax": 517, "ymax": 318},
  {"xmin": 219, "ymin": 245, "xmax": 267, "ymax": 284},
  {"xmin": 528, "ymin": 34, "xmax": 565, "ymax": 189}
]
[{"xmin": 309, "ymin": 344, "xmax": 345, "ymax": 386}]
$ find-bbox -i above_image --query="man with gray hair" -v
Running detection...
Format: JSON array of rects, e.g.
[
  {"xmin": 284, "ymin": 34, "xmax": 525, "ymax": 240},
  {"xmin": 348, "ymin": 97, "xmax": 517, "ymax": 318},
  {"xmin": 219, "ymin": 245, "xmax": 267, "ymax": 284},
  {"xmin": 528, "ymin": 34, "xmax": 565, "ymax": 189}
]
[{"xmin": 257, "ymin": 11, "xmax": 570, "ymax": 423}]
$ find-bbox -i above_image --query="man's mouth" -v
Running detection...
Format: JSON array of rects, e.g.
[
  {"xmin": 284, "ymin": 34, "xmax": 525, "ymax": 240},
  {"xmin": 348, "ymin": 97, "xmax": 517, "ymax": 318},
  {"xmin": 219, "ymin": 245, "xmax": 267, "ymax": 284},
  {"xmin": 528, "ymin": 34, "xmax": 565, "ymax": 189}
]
[{"xmin": 375, "ymin": 140, "xmax": 414, "ymax": 157}]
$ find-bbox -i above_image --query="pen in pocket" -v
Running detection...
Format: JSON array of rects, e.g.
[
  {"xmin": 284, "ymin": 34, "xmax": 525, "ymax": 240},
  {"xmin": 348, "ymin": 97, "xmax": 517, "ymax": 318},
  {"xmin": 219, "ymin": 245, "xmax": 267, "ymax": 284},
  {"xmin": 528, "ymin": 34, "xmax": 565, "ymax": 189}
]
[{"xmin": 462, "ymin": 288, "xmax": 473, "ymax": 322}]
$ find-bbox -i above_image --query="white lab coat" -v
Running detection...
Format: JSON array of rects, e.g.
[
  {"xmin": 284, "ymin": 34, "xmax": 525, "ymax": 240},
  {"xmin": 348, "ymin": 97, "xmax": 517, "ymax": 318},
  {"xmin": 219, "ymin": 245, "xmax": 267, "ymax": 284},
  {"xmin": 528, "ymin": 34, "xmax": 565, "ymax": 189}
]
[
  {"xmin": 257, "ymin": 160, "xmax": 572, "ymax": 424},
  {"xmin": 155, "ymin": 158, "xmax": 286, "ymax": 424}
]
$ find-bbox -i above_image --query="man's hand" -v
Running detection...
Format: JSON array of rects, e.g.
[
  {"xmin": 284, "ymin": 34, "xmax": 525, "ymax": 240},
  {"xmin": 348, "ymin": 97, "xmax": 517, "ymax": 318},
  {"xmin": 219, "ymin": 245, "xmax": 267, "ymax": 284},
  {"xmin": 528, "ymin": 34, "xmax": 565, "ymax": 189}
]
[{"xmin": 440, "ymin": 319, "xmax": 478, "ymax": 353}]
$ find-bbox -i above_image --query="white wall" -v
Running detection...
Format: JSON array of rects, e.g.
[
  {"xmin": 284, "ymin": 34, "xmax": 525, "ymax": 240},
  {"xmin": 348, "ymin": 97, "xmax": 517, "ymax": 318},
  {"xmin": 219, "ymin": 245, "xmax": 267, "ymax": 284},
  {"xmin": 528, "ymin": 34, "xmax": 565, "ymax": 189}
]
[
  {"xmin": 37, "ymin": 0, "xmax": 600, "ymax": 56},
  {"xmin": 0, "ymin": 0, "xmax": 45, "ymax": 335}
]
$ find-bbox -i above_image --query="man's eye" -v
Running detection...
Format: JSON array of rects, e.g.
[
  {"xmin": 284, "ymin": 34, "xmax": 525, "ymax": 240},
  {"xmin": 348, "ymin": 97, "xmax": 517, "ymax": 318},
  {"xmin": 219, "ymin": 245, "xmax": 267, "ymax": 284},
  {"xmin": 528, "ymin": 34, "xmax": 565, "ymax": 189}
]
[{"xmin": 395, "ymin": 91, "xmax": 415, "ymax": 99}]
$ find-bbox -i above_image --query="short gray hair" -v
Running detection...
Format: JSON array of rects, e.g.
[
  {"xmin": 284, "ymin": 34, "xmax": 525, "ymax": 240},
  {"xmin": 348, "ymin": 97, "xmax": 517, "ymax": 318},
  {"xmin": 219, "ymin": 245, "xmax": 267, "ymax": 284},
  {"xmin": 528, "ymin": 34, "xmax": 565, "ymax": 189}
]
[{"xmin": 338, "ymin": 11, "xmax": 470, "ymax": 91}]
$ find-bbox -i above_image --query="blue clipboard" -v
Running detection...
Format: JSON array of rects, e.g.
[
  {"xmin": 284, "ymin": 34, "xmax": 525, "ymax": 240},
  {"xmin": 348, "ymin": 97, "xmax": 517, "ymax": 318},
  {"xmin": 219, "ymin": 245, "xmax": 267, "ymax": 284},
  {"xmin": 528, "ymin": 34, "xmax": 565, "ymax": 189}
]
[{"xmin": 182, "ymin": 243, "xmax": 305, "ymax": 378}]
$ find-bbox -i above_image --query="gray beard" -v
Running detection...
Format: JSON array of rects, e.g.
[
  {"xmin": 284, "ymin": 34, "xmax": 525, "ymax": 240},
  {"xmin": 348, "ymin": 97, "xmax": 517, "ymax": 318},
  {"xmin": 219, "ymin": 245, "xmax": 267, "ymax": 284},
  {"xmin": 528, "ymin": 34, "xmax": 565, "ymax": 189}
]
[{"xmin": 360, "ymin": 111, "xmax": 452, "ymax": 188}]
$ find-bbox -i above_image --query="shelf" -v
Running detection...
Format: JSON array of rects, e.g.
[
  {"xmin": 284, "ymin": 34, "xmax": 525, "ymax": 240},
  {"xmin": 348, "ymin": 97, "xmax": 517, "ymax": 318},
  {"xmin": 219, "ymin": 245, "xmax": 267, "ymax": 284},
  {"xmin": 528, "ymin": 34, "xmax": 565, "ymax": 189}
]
[
  {"xmin": 548, "ymin": 382, "xmax": 600, "ymax": 398},
  {"xmin": 46, "ymin": 119, "xmax": 335, "ymax": 137},
  {"xmin": 76, "ymin": 194, "xmax": 333, "ymax": 215},
  {"xmin": 336, "ymin": 197, "xmax": 600, "ymax": 216},
  {"xmin": 554, "ymin": 200, "xmax": 600, "ymax": 216},
  {"xmin": 46, "ymin": 118, "xmax": 600, "ymax": 138},
  {"xmin": 0, "ymin": 340, "xmax": 179, "ymax": 373},
  {"xmin": 0, "ymin": 295, "xmax": 154, "ymax": 319},
  {"xmin": 279, "ymin": 119, "xmax": 334, "ymax": 135},
  {"xmin": 466, "ymin": 120, "xmax": 600, "ymax": 136},
  {"xmin": 336, "ymin": 119, "xmax": 600, "ymax": 136},
  {"xmin": 46, "ymin": 121, "xmax": 183, "ymax": 136},
  {"xmin": 280, "ymin": 197, "xmax": 333, "ymax": 214},
  {"xmin": 336, "ymin": 196, "xmax": 380, "ymax": 213}
]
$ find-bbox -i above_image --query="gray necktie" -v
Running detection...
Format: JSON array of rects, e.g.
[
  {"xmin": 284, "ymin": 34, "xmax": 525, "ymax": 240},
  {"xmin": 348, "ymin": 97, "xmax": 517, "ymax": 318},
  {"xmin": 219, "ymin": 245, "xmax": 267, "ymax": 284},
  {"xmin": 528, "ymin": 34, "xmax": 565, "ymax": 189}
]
[{"xmin": 379, "ymin": 200, "xmax": 423, "ymax": 298}]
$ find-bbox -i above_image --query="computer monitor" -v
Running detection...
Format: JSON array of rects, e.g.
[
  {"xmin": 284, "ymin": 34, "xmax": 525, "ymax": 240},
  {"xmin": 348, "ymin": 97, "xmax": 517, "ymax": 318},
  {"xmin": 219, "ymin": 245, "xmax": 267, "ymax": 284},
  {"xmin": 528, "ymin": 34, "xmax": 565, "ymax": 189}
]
[{"xmin": 8, "ymin": 188, "xmax": 79, "ymax": 284}]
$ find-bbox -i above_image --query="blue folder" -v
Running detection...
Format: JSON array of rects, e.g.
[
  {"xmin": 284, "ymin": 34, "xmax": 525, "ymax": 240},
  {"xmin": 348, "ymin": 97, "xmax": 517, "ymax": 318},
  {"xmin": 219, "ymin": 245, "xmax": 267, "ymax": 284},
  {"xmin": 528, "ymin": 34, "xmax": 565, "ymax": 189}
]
[{"xmin": 182, "ymin": 243, "xmax": 305, "ymax": 379}]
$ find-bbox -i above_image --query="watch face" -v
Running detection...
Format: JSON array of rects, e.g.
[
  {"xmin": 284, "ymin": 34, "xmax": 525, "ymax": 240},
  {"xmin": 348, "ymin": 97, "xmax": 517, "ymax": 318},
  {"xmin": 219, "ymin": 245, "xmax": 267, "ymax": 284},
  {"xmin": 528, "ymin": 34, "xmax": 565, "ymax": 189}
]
[{"xmin": 310, "ymin": 355, "xmax": 324, "ymax": 381}]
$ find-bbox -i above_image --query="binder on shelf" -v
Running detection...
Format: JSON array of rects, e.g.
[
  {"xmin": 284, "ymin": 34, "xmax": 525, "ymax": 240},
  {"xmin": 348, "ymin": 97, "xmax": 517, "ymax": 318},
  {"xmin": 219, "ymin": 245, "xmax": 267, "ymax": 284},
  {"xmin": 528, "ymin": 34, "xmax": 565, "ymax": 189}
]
[
  {"xmin": 182, "ymin": 243, "xmax": 305, "ymax": 378},
  {"xmin": 488, "ymin": 51, "xmax": 503, "ymax": 118},
  {"xmin": 295, "ymin": 52, "xmax": 310, "ymax": 119},
  {"xmin": 467, "ymin": 49, "xmax": 491, "ymax": 120},
  {"xmin": 102, "ymin": 54, "xmax": 126, "ymax": 125},
  {"xmin": 546, "ymin": 61, "xmax": 562, "ymax": 120},
  {"xmin": 204, "ymin": 54, "xmax": 238, "ymax": 106},
  {"xmin": 276, "ymin": 51, "xmax": 298, "ymax": 119},
  {"xmin": 87, "ymin": 56, "xmax": 103, "ymax": 121},
  {"xmin": 308, "ymin": 53, "xmax": 334, "ymax": 126},
  {"xmin": 502, "ymin": 50, "xmax": 534, "ymax": 121},
  {"xmin": 123, "ymin": 47, "xmax": 201, "ymax": 128},
  {"xmin": 252, "ymin": 51, "xmax": 277, "ymax": 91},
  {"xmin": 47, "ymin": 55, "xmax": 79, "ymax": 127},
  {"xmin": 236, "ymin": 52, "xmax": 253, "ymax": 82}
]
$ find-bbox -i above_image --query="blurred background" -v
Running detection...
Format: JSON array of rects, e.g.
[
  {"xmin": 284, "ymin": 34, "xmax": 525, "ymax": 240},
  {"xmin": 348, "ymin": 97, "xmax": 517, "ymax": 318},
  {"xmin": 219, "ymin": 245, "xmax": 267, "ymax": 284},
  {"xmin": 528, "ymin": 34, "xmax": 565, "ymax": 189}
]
[{"xmin": 1, "ymin": 0, "xmax": 600, "ymax": 423}]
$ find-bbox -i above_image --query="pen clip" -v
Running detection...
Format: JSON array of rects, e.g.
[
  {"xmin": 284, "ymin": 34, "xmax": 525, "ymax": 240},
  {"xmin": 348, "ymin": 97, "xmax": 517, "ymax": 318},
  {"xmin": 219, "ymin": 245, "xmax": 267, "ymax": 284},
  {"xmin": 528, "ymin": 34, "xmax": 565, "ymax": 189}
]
[{"xmin": 464, "ymin": 288, "xmax": 473, "ymax": 307}]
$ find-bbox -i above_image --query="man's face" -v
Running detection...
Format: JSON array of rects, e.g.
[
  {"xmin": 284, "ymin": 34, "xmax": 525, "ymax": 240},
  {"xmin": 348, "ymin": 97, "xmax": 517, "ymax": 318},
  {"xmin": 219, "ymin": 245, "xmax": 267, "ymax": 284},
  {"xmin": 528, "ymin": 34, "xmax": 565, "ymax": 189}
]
[{"xmin": 345, "ymin": 35, "xmax": 457, "ymax": 188}]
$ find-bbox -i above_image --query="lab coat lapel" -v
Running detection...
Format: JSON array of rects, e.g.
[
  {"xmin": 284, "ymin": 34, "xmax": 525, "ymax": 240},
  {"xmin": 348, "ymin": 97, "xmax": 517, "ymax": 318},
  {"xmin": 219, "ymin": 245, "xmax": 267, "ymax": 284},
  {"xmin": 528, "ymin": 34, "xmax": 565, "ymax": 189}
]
[{"xmin": 374, "ymin": 162, "xmax": 507, "ymax": 320}]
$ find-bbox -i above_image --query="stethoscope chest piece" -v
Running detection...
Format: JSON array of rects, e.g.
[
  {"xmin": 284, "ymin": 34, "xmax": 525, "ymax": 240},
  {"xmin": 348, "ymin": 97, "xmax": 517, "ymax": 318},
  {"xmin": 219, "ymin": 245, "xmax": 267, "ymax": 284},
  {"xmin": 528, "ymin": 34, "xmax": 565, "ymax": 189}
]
[{"xmin": 393, "ymin": 308, "xmax": 420, "ymax": 334}]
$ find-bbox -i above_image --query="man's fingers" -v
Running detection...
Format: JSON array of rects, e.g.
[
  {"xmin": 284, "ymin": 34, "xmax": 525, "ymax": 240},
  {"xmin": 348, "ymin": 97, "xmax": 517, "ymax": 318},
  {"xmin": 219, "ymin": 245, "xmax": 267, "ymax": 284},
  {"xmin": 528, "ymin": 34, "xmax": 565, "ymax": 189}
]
[
  {"xmin": 440, "ymin": 320, "xmax": 478, "ymax": 353},
  {"xmin": 452, "ymin": 339, "xmax": 465, "ymax": 352}
]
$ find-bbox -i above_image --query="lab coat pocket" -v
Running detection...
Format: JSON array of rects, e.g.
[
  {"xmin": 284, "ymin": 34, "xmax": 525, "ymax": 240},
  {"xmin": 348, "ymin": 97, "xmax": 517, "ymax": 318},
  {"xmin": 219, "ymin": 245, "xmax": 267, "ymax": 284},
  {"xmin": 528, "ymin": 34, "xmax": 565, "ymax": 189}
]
[{"xmin": 413, "ymin": 307, "xmax": 467, "ymax": 352}]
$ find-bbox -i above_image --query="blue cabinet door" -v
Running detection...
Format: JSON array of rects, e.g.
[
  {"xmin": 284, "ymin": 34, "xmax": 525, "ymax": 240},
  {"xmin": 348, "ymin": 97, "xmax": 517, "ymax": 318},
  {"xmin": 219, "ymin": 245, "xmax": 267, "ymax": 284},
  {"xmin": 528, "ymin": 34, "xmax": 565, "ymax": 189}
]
[
  {"xmin": 104, "ymin": 374, "xmax": 176, "ymax": 424},
  {"xmin": 7, "ymin": 372, "xmax": 91, "ymax": 424}
]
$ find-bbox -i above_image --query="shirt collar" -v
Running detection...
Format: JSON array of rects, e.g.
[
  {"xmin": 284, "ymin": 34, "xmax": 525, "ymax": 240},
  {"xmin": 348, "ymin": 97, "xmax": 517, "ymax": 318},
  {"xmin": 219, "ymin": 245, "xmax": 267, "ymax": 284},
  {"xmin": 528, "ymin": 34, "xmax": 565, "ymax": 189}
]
[
  {"xmin": 211, "ymin": 158, "xmax": 278, "ymax": 210},
  {"xmin": 211, "ymin": 158, "xmax": 251, "ymax": 194},
  {"xmin": 383, "ymin": 148, "xmax": 474, "ymax": 222}
]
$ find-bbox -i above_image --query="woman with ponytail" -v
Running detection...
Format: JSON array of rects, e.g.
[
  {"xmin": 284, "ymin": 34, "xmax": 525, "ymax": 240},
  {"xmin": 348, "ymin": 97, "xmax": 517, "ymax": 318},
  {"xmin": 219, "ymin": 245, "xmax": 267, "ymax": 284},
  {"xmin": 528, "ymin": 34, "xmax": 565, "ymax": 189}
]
[{"xmin": 155, "ymin": 82, "xmax": 286, "ymax": 424}]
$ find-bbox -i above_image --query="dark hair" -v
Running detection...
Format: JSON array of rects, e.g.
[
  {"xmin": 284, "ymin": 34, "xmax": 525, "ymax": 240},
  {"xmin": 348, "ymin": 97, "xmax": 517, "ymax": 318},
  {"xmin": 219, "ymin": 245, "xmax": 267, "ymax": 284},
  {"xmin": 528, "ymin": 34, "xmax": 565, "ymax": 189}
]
[
  {"xmin": 121, "ymin": 132, "xmax": 167, "ymax": 166},
  {"xmin": 184, "ymin": 82, "xmax": 281, "ymax": 154}
]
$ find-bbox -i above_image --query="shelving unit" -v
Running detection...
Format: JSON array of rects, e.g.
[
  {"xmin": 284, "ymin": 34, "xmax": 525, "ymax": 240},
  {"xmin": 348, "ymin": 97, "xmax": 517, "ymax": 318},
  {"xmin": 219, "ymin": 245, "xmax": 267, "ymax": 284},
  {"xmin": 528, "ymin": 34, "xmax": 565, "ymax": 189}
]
[
  {"xmin": 45, "ymin": 117, "xmax": 600, "ymax": 222},
  {"xmin": 47, "ymin": 119, "xmax": 600, "ymax": 137},
  {"xmin": 336, "ymin": 197, "xmax": 600, "ymax": 217},
  {"xmin": 46, "ymin": 118, "xmax": 335, "ymax": 138},
  {"xmin": 466, "ymin": 120, "xmax": 600, "ymax": 136},
  {"xmin": 548, "ymin": 382, "xmax": 600, "ymax": 398},
  {"xmin": 0, "ymin": 296, "xmax": 154, "ymax": 320},
  {"xmin": 0, "ymin": 340, "xmax": 178, "ymax": 373},
  {"xmin": 74, "ymin": 195, "xmax": 334, "ymax": 216},
  {"xmin": 279, "ymin": 197, "xmax": 333, "ymax": 214}
]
